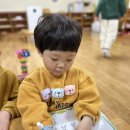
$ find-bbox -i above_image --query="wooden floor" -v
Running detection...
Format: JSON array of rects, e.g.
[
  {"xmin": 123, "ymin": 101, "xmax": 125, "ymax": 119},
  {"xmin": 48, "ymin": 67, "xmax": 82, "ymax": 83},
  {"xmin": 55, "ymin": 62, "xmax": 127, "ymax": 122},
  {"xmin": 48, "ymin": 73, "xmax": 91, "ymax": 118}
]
[{"xmin": 0, "ymin": 30, "xmax": 130, "ymax": 124}]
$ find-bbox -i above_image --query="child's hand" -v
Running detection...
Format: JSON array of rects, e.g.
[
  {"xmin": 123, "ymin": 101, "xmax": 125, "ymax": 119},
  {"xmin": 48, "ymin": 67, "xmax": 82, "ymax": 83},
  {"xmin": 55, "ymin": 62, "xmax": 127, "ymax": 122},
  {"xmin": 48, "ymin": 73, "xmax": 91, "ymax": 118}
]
[
  {"xmin": 76, "ymin": 116, "xmax": 93, "ymax": 130},
  {"xmin": 0, "ymin": 111, "xmax": 11, "ymax": 130}
]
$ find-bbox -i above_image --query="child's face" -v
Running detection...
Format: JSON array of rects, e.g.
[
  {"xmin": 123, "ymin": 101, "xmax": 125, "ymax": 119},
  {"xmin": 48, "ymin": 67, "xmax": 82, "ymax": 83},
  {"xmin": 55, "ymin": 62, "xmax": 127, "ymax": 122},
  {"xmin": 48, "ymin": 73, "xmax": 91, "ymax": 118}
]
[{"xmin": 42, "ymin": 50, "xmax": 76, "ymax": 77}]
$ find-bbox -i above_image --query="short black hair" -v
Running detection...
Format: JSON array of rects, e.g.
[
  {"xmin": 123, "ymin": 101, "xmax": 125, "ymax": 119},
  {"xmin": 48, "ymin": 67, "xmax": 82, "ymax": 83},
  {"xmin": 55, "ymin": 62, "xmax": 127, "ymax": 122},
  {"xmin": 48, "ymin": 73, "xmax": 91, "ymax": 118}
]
[{"xmin": 34, "ymin": 14, "xmax": 82, "ymax": 54}]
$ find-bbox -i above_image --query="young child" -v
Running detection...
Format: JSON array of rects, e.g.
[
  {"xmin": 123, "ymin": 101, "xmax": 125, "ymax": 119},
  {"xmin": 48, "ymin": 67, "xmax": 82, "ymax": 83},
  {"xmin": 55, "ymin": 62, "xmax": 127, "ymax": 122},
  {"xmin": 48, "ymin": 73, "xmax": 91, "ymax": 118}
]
[
  {"xmin": 95, "ymin": 0, "xmax": 126, "ymax": 57},
  {"xmin": 0, "ymin": 64, "xmax": 21, "ymax": 130},
  {"xmin": 17, "ymin": 14, "xmax": 102, "ymax": 130}
]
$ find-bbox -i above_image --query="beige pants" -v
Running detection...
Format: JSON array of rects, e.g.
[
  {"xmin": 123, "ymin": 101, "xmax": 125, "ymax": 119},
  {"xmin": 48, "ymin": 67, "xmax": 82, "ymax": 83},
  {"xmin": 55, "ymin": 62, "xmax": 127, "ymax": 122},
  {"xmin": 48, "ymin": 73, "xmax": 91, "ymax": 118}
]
[
  {"xmin": 9, "ymin": 117, "xmax": 24, "ymax": 130},
  {"xmin": 100, "ymin": 19, "xmax": 119, "ymax": 49}
]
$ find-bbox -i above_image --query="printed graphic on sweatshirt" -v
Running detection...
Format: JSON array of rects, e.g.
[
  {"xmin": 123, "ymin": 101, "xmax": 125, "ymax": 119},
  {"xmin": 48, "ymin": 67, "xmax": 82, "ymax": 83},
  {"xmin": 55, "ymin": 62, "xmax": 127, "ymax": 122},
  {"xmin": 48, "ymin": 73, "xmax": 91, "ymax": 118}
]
[
  {"xmin": 47, "ymin": 100, "xmax": 71, "ymax": 109},
  {"xmin": 51, "ymin": 88, "xmax": 64, "ymax": 98},
  {"xmin": 64, "ymin": 85, "xmax": 76, "ymax": 95},
  {"xmin": 41, "ymin": 85, "xmax": 76, "ymax": 109},
  {"xmin": 41, "ymin": 88, "xmax": 51, "ymax": 101}
]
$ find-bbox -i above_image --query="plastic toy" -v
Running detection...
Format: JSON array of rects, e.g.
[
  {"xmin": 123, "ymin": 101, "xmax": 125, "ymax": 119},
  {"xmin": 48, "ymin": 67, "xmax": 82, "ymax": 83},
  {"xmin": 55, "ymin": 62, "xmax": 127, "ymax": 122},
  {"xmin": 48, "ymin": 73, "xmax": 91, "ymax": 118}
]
[
  {"xmin": 37, "ymin": 122, "xmax": 53, "ymax": 130},
  {"xmin": 16, "ymin": 49, "xmax": 30, "ymax": 80}
]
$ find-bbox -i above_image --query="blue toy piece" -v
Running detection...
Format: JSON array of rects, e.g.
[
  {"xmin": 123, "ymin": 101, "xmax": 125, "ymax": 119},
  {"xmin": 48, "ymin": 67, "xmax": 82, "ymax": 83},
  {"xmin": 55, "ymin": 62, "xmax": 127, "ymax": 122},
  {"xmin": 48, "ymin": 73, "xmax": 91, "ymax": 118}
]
[{"xmin": 36, "ymin": 122, "xmax": 53, "ymax": 130}]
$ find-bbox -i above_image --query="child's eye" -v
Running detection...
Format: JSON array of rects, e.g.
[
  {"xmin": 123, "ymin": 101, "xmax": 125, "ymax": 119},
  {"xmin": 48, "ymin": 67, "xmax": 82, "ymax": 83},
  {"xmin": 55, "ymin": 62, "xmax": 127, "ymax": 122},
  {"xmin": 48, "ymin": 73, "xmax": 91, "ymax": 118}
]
[
  {"xmin": 67, "ymin": 59, "xmax": 72, "ymax": 62},
  {"xmin": 51, "ymin": 58, "xmax": 58, "ymax": 61}
]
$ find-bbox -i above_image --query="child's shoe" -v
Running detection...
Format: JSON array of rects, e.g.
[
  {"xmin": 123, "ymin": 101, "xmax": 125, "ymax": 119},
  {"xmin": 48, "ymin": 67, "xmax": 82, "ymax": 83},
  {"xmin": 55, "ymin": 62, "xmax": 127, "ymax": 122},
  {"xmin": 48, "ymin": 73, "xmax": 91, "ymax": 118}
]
[{"xmin": 102, "ymin": 48, "xmax": 111, "ymax": 58}]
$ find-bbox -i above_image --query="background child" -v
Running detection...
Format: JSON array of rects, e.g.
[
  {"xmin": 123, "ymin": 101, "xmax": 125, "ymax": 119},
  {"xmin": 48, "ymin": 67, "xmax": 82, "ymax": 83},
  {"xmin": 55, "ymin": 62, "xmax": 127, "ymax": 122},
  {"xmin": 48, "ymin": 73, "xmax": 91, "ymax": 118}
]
[
  {"xmin": 0, "ymin": 63, "xmax": 21, "ymax": 130},
  {"xmin": 95, "ymin": 0, "xmax": 126, "ymax": 57},
  {"xmin": 17, "ymin": 14, "xmax": 102, "ymax": 130}
]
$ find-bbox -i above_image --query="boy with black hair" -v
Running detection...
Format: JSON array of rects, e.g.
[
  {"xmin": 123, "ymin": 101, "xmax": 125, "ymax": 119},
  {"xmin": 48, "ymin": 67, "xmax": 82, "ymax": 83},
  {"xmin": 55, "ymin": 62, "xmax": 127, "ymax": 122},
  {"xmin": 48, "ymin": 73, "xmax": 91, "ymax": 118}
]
[{"xmin": 17, "ymin": 14, "xmax": 102, "ymax": 130}]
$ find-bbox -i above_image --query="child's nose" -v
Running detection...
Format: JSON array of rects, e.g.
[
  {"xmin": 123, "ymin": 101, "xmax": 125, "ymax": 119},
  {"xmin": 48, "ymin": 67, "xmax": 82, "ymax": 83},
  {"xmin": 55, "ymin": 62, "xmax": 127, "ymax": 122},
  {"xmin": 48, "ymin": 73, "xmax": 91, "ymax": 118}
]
[{"xmin": 57, "ymin": 62, "xmax": 66, "ymax": 69}]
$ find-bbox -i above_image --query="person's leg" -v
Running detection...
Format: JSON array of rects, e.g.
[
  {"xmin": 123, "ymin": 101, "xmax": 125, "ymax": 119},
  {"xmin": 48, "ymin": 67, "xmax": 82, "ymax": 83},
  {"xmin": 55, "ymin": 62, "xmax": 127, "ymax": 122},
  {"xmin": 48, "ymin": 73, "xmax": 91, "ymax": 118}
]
[
  {"xmin": 103, "ymin": 19, "xmax": 119, "ymax": 57},
  {"xmin": 100, "ymin": 20, "xmax": 111, "ymax": 57},
  {"xmin": 100, "ymin": 20, "xmax": 108, "ymax": 49}
]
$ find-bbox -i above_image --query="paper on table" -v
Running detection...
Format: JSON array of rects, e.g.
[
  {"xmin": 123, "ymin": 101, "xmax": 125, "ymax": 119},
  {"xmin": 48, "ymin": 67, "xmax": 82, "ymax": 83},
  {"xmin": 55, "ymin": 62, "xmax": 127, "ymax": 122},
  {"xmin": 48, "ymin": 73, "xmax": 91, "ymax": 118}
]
[
  {"xmin": 42, "ymin": 108, "xmax": 117, "ymax": 130},
  {"xmin": 93, "ymin": 112, "xmax": 117, "ymax": 130}
]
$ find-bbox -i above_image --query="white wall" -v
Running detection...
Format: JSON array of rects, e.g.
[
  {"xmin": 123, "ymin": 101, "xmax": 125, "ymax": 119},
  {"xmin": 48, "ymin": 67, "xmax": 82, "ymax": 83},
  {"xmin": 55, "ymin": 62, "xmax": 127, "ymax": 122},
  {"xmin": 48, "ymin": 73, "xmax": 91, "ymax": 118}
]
[
  {"xmin": 0, "ymin": 0, "xmax": 71, "ymax": 12},
  {"xmin": 0, "ymin": 0, "xmax": 99, "ymax": 12}
]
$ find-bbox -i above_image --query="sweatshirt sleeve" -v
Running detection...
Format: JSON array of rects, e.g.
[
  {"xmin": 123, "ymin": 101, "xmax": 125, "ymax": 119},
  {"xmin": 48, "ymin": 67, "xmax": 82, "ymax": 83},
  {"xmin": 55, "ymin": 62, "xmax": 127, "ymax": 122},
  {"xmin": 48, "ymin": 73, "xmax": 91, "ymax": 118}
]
[
  {"xmin": 119, "ymin": 0, "xmax": 127, "ymax": 17},
  {"xmin": 73, "ymin": 71, "xmax": 102, "ymax": 123},
  {"xmin": 17, "ymin": 78, "xmax": 53, "ymax": 130},
  {"xmin": 95, "ymin": 0, "xmax": 102, "ymax": 17},
  {"xmin": 1, "ymin": 71, "xmax": 21, "ymax": 119}
]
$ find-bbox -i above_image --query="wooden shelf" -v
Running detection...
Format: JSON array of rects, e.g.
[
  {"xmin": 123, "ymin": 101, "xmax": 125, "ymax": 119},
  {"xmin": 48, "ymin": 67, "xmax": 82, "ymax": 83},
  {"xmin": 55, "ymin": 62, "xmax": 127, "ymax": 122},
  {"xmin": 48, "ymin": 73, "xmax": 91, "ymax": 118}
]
[
  {"xmin": 68, "ymin": 12, "xmax": 94, "ymax": 28},
  {"xmin": 0, "ymin": 11, "xmax": 94, "ymax": 33},
  {"xmin": 0, "ymin": 12, "xmax": 27, "ymax": 33},
  {"xmin": 82, "ymin": 12, "xmax": 94, "ymax": 28}
]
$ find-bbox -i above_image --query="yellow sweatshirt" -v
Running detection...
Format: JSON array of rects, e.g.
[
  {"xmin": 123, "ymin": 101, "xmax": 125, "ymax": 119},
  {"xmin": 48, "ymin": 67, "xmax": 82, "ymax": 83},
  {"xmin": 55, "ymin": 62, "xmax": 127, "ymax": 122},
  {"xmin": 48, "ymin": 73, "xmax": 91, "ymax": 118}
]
[
  {"xmin": 17, "ymin": 66, "xmax": 102, "ymax": 130},
  {"xmin": 0, "ymin": 66, "xmax": 20, "ymax": 119}
]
